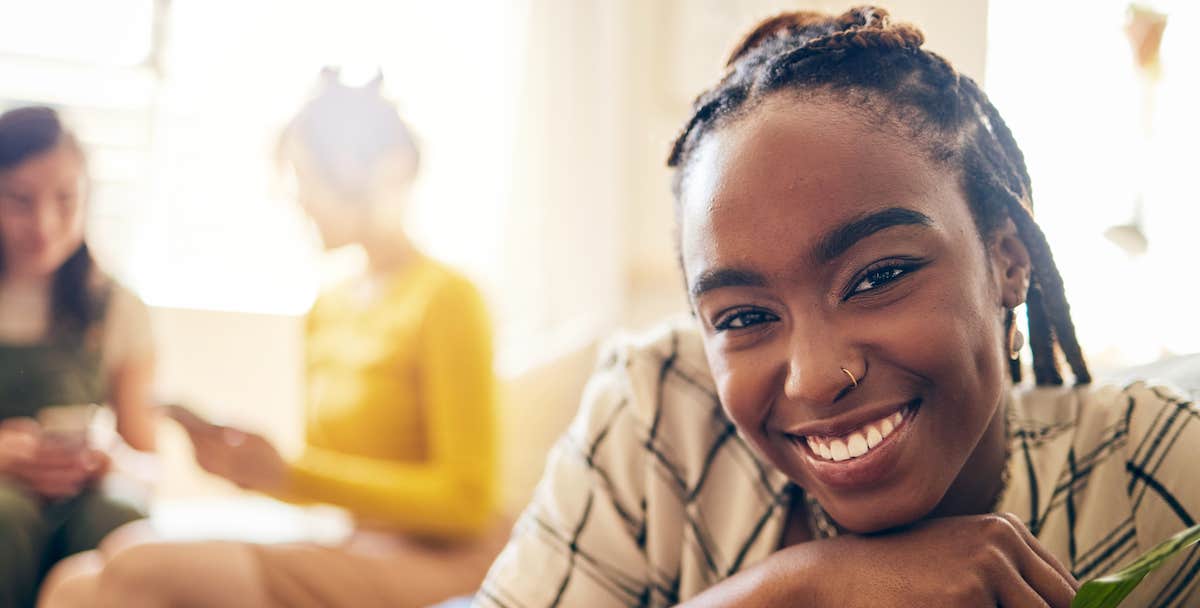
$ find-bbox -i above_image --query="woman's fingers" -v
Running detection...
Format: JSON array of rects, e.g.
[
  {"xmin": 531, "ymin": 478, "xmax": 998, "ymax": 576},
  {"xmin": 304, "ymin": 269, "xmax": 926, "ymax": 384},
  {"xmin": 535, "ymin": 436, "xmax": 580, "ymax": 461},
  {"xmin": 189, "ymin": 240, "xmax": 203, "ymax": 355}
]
[
  {"xmin": 986, "ymin": 513, "xmax": 1075, "ymax": 608},
  {"xmin": 28, "ymin": 464, "xmax": 90, "ymax": 497},
  {"xmin": 999, "ymin": 512, "xmax": 1080, "ymax": 593},
  {"xmin": 991, "ymin": 576, "xmax": 1053, "ymax": 608}
]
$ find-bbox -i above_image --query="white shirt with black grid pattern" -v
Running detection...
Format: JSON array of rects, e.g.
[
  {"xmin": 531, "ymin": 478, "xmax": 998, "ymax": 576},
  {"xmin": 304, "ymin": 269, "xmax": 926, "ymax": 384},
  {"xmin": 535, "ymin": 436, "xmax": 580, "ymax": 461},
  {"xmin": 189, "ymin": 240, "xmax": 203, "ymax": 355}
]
[{"xmin": 476, "ymin": 320, "xmax": 1200, "ymax": 607}]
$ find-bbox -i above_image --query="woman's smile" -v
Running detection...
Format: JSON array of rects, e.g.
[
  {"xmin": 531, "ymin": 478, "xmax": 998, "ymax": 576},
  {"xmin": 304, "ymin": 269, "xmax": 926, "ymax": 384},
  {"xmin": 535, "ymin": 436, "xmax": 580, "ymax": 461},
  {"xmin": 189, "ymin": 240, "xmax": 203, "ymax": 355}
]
[{"xmin": 782, "ymin": 398, "xmax": 920, "ymax": 489}]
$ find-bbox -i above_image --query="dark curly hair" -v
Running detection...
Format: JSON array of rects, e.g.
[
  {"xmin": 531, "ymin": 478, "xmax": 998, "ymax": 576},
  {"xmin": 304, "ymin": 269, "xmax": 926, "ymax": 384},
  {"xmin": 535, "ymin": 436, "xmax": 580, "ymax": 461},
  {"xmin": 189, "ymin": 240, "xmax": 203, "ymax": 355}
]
[{"xmin": 667, "ymin": 6, "xmax": 1089, "ymax": 386}]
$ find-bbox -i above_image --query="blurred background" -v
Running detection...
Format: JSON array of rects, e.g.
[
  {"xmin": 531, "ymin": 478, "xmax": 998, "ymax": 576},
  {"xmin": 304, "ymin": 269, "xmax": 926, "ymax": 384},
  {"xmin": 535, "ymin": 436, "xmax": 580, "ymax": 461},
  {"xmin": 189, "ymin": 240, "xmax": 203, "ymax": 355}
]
[{"xmin": 0, "ymin": 0, "xmax": 1195, "ymax": 526}]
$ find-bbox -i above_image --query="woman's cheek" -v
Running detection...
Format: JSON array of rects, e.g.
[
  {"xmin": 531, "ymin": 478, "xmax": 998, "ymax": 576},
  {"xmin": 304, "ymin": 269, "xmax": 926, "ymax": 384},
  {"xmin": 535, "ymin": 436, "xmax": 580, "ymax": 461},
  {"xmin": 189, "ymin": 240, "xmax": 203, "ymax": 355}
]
[{"xmin": 708, "ymin": 349, "xmax": 772, "ymax": 440}]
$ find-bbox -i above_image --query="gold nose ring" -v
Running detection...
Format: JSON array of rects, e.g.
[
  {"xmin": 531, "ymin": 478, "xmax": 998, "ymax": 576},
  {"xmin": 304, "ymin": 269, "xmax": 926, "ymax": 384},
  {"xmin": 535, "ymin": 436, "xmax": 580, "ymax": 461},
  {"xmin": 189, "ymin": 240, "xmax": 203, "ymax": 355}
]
[{"xmin": 841, "ymin": 368, "xmax": 858, "ymax": 388}]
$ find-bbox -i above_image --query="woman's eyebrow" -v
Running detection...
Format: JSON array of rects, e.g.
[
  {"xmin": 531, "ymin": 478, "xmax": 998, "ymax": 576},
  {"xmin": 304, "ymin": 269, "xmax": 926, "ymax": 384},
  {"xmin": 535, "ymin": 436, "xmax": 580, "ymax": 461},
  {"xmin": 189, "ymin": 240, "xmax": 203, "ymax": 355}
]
[
  {"xmin": 689, "ymin": 207, "xmax": 933, "ymax": 299},
  {"xmin": 814, "ymin": 206, "xmax": 933, "ymax": 263},
  {"xmin": 690, "ymin": 267, "xmax": 767, "ymax": 299}
]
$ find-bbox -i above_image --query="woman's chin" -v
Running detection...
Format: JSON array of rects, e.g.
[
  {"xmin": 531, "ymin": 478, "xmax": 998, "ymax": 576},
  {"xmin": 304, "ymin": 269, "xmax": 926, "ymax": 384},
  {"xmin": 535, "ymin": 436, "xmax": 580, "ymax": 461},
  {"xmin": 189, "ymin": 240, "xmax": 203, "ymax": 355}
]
[{"xmin": 821, "ymin": 495, "xmax": 937, "ymax": 535}]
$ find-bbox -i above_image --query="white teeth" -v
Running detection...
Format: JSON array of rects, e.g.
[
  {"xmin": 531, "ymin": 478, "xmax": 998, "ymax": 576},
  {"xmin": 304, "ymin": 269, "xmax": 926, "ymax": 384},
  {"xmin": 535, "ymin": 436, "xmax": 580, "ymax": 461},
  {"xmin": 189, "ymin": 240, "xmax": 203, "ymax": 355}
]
[
  {"xmin": 798, "ymin": 405, "xmax": 912, "ymax": 463},
  {"xmin": 846, "ymin": 432, "xmax": 868, "ymax": 458},
  {"xmin": 866, "ymin": 426, "xmax": 883, "ymax": 448},
  {"xmin": 829, "ymin": 439, "xmax": 849, "ymax": 462},
  {"xmin": 880, "ymin": 418, "xmax": 895, "ymax": 436}
]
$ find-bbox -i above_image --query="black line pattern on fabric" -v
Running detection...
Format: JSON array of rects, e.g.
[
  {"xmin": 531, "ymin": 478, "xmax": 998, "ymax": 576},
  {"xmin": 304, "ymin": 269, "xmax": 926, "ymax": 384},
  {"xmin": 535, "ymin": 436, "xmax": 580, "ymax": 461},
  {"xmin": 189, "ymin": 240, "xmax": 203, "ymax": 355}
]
[
  {"xmin": 1044, "ymin": 417, "xmax": 1130, "ymax": 518},
  {"xmin": 528, "ymin": 513, "xmax": 643, "ymax": 602},
  {"xmin": 1129, "ymin": 396, "xmax": 1179, "ymax": 490},
  {"xmin": 667, "ymin": 365, "xmax": 720, "ymax": 401},
  {"xmin": 727, "ymin": 499, "xmax": 784, "ymax": 576},
  {"xmin": 1132, "ymin": 414, "xmax": 1193, "ymax": 514},
  {"xmin": 1126, "ymin": 461, "xmax": 1196, "ymax": 527},
  {"xmin": 1075, "ymin": 527, "xmax": 1137, "ymax": 579},
  {"xmin": 647, "ymin": 444, "xmax": 690, "ymax": 494},
  {"xmin": 647, "ymin": 333, "xmax": 679, "ymax": 443},
  {"xmin": 1066, "ymin": 447, "xmax": 1079, "ymax": 569},
  {"xmin": 478, "ymin": 341, "xmax": 1200, "ymax": 607},
  {"xmin": 548, "ymin": 490, "xmax": 597, "ymax": 607},
  {"xmin": 1073, "ymin": 516, "xmax": 1133, "ymax": 572},
  {"xmin": 475, "ymin": 586, "xmax": 521, "ymax": 608},
  {"xmin": 685, "ymin": 511, "xmax": 722, "ymax": 580},
  {"xmin": 584, "ymin": 459, "xmax": 644, "ymax": 535},
  {"xmin": 1022, "ymin": 433, "xmax": 1042, "ymax": 534},
  {"xmin": 571, "ymin": 420, "xmax": 681, "ymax": 593},
  {"xmin": 1159, "ymin": 544, "xmax": 1200, "ymax": 608},
  {"xmin": 1052, "ymin": 427, "xmax": 1128, "ymax": 495},
  {"xmin": 588, "ymin": 397, "xmax": 628, "ymax": 460},
  {"xmin": 687, "ymin": 425, "xmax": 736, "ymax": 503}
]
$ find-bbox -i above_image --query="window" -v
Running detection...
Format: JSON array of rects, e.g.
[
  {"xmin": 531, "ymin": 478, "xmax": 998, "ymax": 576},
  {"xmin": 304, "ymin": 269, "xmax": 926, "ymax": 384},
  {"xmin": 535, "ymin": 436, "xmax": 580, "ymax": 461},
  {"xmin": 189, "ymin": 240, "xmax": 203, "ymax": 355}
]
[{"xmin": 987, "ymin": 0, "xmax": 1200, "ymax": 367}]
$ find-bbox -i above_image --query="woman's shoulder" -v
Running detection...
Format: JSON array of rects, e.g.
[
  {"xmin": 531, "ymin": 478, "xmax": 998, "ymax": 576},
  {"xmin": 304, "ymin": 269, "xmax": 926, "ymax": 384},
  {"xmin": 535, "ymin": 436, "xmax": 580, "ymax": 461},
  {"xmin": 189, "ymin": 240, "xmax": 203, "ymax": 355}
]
[
  {"xmin": 418, "ymin": 258, "xmax": 485, "ymax": 305},
  {"xmin": 89, "ymin": 272, "xmax": 149, "ymax": 327},
  {"xmin": 94, "ymin": 277, "xmax": 155, "ymax": 367},
  {"xmin": 572, "ymin": 318, "xmax": 784, "ymax": 492},
  {"xmin": 1011, "ymin": 379, "xmax": 1194, "ymax": 446},
  {"xmin": 588, "ymin": 316, "xmax": 718, "ymax": 425}
]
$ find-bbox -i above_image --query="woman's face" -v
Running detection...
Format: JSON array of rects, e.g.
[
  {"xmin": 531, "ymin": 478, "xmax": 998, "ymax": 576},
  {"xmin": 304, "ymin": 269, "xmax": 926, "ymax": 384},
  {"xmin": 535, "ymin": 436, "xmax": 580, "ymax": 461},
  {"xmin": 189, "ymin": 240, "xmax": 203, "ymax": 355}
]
[
  {"xmin": 0, "ymin": 143, "xmax": 86, "ymax": 279},
  {"xmin": 285, "ymin": 144, "xmax": 412, "ymax": 251},
  {"xmin": 679, "ymin": 95, "xmax": 1030, "ymax": 533},
  {"xmin": 292, "ymin": 164, "xmax": 364, "ymax": 251}
]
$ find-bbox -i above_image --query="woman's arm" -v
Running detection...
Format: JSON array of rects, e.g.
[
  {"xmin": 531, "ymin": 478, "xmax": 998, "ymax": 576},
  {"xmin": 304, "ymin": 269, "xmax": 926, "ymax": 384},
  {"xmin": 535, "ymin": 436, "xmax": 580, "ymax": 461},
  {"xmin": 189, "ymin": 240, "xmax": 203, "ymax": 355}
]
[
  {"xmin": 104, "ymin": 288, "xmax": 158, "ymax": 452},
  {"xmin": 680, "ymin": 513, "xmax": 1077, "ymax": 607},
  {"xmin": 109, "ymin": 354, "xmax": 157, "ymax": 452},
  {"xmin": 475, "ymin": 341, "xmax": 649, "ymax": 608},
  {"xmin": 279, "ymin": 277, "xmax": 497, "ymax": 537}
]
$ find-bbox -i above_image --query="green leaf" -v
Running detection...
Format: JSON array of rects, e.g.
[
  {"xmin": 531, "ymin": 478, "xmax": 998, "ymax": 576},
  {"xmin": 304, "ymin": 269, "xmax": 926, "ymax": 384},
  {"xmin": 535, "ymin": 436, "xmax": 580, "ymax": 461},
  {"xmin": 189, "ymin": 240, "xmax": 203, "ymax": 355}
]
[{"xmin": 1072, "ymin": 523, "xmax": 1200, "ymax": 608}]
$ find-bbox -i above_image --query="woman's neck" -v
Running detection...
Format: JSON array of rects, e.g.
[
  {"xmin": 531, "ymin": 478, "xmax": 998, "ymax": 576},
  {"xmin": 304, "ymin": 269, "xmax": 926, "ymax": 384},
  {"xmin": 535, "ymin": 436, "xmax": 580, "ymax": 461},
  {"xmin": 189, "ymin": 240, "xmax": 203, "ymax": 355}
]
[
  {"xmin": 0, "ymin": 269, "xmax": 52, "ymax": 291},
  {"xmin": 360, "ymin": 229, "xmax": 416, "ymax": 275}
]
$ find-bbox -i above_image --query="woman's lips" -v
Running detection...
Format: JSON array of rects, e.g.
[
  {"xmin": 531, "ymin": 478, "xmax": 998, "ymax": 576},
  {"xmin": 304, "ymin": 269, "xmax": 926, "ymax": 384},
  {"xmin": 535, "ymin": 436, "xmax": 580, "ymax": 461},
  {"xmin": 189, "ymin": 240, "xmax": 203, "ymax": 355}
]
[{"xmin": 785, "ymin": 398, "xmax": 921, "ymax": 489}]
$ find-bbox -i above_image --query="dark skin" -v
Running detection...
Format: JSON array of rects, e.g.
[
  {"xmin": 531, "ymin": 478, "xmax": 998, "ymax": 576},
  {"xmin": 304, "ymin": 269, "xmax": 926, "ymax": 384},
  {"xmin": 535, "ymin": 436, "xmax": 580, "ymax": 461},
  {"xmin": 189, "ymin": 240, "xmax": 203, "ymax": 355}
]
[{"xmin": 677, "ymin": 95, "xmax": 1077, "ymax": 606}]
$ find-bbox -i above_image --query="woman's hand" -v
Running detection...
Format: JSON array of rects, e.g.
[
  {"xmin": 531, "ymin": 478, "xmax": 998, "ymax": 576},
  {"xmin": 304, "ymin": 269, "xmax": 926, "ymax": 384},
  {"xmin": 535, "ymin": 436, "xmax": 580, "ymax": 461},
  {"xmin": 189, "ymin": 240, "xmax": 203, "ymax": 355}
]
[
  {"xmin": 686, "ymin": 512, "xmax": 1078, "ymax": 607},
  {"xmin": 0, "ymin": 417, "xmax": 38, "ymax": 471},
  {"xmin": 168, "ymin": 409, "xmax": 286, "ymax": 492},
  {"xmin": 0, "ymin": 417, "xmax": 107, "ymax": 500}
]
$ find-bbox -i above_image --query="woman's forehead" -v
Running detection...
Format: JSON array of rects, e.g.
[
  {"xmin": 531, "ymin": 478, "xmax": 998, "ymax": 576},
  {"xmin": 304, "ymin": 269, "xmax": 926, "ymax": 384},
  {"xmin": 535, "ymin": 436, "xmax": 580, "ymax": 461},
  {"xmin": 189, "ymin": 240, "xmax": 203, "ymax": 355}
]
[
  {"xmin": 678, "ymin": 98, "xmax": 971, "ymax": 281},
  {"xmin": 0, "ymin": 145, "xmax": 83, "ymax": 189}
]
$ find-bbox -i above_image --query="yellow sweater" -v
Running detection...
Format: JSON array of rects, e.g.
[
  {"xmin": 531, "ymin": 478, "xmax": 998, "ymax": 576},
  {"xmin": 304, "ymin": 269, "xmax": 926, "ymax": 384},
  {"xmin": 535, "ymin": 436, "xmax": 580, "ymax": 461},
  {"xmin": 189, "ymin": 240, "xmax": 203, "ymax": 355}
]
[{"xmin": 278, "ymin": 256, "xmax": 496, "ymax": 539}]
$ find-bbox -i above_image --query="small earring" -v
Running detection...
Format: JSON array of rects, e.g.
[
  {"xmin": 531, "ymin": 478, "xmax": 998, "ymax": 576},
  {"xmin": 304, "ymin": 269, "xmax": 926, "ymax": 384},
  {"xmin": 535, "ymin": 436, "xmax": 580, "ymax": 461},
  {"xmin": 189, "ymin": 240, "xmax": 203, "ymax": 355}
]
[{"xmin": 1007, "ymin": 309, "xmax": 1024, "ymax": 360}]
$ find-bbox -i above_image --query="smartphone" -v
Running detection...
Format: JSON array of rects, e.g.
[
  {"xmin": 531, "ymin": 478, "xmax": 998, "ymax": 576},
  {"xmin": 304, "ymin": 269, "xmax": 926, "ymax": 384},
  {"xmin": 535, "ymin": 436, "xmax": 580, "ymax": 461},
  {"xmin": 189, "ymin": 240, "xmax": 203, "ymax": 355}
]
[{"xmin": 38, "ymin": 403, "xmax": 99, "ymax": 450}]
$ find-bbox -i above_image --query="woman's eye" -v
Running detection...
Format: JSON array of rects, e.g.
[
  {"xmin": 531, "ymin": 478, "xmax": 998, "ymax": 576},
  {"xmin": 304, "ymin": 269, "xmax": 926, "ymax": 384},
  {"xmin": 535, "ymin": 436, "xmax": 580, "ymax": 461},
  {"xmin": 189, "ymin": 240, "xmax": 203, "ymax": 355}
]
[
  {"xmin": 714, "ymin": 309, "xmax": 778, "ymax": 331},
  {"xmin": 848, "ymin": 264, "xmax": 913, "ymax": 297}
]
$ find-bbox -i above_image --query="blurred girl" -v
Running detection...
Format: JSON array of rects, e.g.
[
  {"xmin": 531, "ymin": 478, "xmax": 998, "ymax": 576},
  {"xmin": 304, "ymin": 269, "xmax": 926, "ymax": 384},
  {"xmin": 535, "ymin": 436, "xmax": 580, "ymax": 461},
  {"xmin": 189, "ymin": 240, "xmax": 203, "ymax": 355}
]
[
  {"xmin": 42, "ymin": 71, "xmax": 502, "ymax": 608},
  {"xmin": 0, "ymin": 107, "xmax": 157, "ymax": 608}
]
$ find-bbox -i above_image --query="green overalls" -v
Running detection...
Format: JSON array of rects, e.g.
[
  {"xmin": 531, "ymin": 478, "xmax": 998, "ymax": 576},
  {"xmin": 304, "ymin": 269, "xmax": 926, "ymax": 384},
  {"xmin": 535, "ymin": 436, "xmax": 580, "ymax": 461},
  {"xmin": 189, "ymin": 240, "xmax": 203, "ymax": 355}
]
[{"xmin": 0, "ymin": 306, "xmax": 144, "ymax": 608}]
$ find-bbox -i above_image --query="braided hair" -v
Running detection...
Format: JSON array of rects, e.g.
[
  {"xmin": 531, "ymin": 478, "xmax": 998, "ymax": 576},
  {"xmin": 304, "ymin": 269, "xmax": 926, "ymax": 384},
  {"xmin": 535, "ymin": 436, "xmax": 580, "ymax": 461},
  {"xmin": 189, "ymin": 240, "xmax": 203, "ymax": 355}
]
[{"xmin": 668, "ymin": 7, "xmax": 1089, "ymax": 386}]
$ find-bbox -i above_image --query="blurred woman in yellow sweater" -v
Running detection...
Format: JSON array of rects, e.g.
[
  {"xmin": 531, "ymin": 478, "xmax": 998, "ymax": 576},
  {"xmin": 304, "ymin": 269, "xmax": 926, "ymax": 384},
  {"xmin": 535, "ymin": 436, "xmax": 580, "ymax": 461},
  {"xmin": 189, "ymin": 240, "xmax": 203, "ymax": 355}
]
[{"xmin": 40, "ymin": 69, "xmax": 504, "ymax": 608}]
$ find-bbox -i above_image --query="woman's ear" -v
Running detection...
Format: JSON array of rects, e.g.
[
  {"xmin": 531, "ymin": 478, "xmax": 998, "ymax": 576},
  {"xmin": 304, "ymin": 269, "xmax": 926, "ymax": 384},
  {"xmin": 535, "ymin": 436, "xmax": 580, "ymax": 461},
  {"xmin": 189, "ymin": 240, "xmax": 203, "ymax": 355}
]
[{"xmin": 989, "ymin": 217, "xmax": 1031, "ymax": 308}]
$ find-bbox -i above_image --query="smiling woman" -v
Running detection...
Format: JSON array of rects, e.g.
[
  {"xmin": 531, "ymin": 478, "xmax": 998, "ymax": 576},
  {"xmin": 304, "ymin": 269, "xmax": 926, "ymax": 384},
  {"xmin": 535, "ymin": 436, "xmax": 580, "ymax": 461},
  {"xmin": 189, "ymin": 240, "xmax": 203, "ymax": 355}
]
[{"xmin": 475, "ymin": 7, "xmax": 1200, "ymax": 608}]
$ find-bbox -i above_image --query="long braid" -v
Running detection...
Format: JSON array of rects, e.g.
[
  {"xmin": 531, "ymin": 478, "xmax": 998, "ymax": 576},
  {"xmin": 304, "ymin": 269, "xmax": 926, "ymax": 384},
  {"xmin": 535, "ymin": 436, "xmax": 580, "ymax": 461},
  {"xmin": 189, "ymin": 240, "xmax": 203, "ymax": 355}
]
[
  {"xmin": 969, "ymin": 90, "xmax": 1092, "ymax": 384},
  {"xmin": 668, "ymin": 6, "xmax": 1091, "ymax": 386}
]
